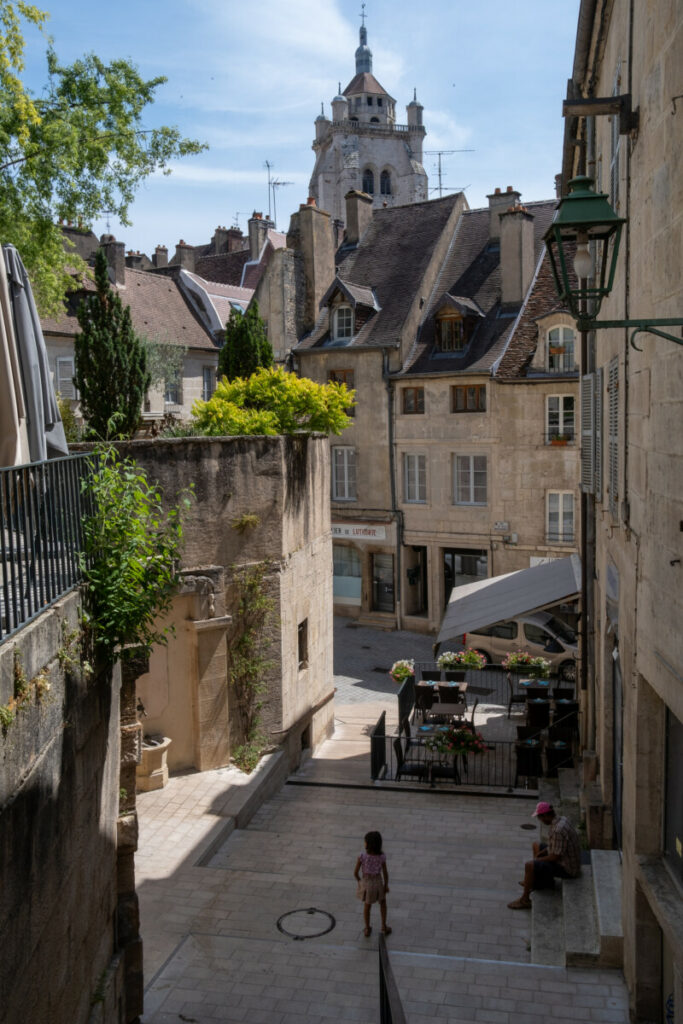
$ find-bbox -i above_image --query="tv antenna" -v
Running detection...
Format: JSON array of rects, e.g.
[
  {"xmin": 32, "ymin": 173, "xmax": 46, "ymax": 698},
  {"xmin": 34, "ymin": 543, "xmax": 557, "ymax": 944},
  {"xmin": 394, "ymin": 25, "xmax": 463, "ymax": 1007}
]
[
  {"xmin": 232, "ymin": 211, "xmax": 249, "ymax": 230},
  {"xmin": 264, "ymin": 160, "xmax": 294, "ymax": 227},
  {"xmin": 424, "ymin": 149, "xmax": 475, "ymax": 197},
  {"xmin": 270, "ymin": 179, "xmax": 294, "ymax": 230}
]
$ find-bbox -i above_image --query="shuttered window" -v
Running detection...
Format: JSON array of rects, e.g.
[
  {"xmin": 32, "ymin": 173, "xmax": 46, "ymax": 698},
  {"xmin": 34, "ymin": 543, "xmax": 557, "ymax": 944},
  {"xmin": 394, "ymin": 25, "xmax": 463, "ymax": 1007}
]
[
  {"xmin": 608, "ymin": 357, "xmax": 619, "ymax": 519},
  {"xmin": 594, "ymin": 367, "xmax": 603, "ymax": 501},
  {"xmin": 56, "ymin": 356, "xmax": 76, "ymax": 399},
  {"xmin": 580, "ymin": 374, "xmax": 595, "ymax": 492}
]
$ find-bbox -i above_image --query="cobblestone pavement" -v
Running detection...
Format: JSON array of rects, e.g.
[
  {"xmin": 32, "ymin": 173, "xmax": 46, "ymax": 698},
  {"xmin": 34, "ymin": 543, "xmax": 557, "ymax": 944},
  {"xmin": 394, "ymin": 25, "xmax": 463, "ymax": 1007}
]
[
  {"xmin": 332, "ymin": 617, "xmax": 435, "ymax": 703},
  {"xmin": 136, "ymin": 619, "xmax": 628, "ymax": 1024}
]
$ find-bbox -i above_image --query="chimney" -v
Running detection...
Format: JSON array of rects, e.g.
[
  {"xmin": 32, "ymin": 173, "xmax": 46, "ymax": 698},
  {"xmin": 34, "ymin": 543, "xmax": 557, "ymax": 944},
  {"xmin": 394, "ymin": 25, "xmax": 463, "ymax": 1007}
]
[
  {"xmin": 174, "ymin": 240, "xmax": 195, "ymax": 271},
  {"xmin": 125, "ymin": 249, "xmax": 143, "ymax": 271},
  {"xmin": 153, "ymin": 245, "xmax": 168, "ymax": 268},
  {"xmin": 344, "ymin": 190, "xmax": 373, "ymax": 245},
  {"xmin": 99, "ymin": 234, "xmax": 125, "ymax": 285},
  {"xmin": 499, "ymin": 205, "xmax": 535, "ymax": 306},
  {"xmin": 226, "ymin": 227, "xmax": 244, "ymax": 251},
  {"xmin": 286, "ymin": 202, "xmax": 336, "ymax": 335},
  {"xmin": 487, "ymin": 185, "xmax": 521, "ymax": 241},
  {"xmin": 248, "ymin": 212, "xmax": 273, "ymax": 261},
  {"xmin": 211, "ymin": 225, "xmax": 230, "ymax": 254},
  {"xmin": 554, "ymin": 173, "xmax": 563, "ymax": 199}
]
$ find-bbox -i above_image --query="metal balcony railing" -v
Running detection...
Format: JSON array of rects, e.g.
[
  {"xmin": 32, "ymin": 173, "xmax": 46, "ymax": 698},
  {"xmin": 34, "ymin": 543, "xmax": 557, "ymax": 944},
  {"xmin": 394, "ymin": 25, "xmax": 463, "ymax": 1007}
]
[{"xmin": 0, "ymin": 454, "xmax": 92, "ymax": 643}]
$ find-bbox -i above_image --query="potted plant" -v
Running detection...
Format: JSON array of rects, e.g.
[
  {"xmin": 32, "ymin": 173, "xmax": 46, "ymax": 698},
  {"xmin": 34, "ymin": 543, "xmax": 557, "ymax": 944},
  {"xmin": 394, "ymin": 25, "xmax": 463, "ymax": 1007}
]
[
  {"xmin": 548, "ymin": 344, "xmax": 566, "ymax": 355},
  {"xmin": 501, "ymin": 651, "xmax": 551, "ymax": 678},
  {"xmin": 425, "ymin": 725, "xmax": 488, "ymax": 757},
  {"xmin": 389, "ymin": 658, "xmax": 415, "ymax": 685},
  {"xmin": 550, "ymin": 433, "xmax": 569, "ymax": 446},
  {"xmin": 437, "ymin": 649, "xmax": 486, "ymax": 671}
]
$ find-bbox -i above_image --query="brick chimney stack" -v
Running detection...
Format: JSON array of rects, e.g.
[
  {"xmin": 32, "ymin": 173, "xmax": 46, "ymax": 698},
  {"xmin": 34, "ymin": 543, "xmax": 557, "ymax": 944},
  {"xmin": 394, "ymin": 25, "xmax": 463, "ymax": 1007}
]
[
  {"xmin": 286, "ymin": 200, "xmax": 335, "ymax": 335},
  {"xmin": 487, "ymin": 185, "xmax": 521, "ymax": 241},
  {"xmin": 500, "ymin": 204, "xmax": 535, "ymax": 307},
  {"xmin": 154, "ymin": 245, "xmax": 168, "ymax": 268},
  {"xmin": 99, "ymin": 234, "xmax": 125, "ymax": 285},
  {"xmin": 344, "ymin": 190, "xmax": 373, "ymax": 246},
  {"xmin": 248, "ymin": 212, "xmax": 273, "ymax": 261},
  {"xmin": 174, "ymin": 240, "xmax": 195, "ymax": 271}
]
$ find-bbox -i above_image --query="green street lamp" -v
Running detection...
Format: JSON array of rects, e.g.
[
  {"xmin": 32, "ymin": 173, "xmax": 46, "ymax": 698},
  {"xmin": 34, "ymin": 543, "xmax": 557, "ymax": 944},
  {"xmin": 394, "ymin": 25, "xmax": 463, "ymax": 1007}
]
[{"xmin": 544, "ymin": 176, "xmax": 683, "ymax": 348}]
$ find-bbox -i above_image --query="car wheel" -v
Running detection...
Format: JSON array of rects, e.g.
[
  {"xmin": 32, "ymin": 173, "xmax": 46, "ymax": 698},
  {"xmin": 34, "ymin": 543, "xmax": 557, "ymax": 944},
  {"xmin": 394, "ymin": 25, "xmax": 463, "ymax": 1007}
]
[
  {"xmin": 474, "ymin": 650, "xmax": 490, "ymax": 667},
  {"xmin": 560, "ymin": 660, "xmax": 576, "ymax": 682}
]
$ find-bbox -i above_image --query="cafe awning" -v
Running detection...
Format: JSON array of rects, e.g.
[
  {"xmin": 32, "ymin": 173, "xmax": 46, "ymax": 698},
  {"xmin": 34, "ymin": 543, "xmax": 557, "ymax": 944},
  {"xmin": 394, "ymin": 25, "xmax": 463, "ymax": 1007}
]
[{"xmin": 435, "ymin": 554, "xmax": 582, "ymax": 652}]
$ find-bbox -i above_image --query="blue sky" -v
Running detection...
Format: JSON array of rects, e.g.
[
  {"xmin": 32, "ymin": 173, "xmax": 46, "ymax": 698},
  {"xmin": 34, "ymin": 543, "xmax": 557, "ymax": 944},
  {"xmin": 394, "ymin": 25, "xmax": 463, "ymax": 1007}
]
[{"xmin": 26, "ymin": 0, "xmax": 581, "ymax": 254}]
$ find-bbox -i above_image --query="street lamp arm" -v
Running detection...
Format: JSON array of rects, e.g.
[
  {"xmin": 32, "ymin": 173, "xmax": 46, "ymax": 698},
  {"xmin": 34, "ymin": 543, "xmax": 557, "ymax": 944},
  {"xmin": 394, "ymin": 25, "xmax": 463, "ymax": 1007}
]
[{"xmin": 574, "ymin": 317, "xmax": 683, "ymax": 350}]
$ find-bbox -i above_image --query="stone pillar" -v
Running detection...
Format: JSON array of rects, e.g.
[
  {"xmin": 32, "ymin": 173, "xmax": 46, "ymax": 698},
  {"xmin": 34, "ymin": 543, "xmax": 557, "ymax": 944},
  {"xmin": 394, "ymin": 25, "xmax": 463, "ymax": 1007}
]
[{"xmin": 118, "ymin": 649, "xmax": 147, "ymax": 1024}]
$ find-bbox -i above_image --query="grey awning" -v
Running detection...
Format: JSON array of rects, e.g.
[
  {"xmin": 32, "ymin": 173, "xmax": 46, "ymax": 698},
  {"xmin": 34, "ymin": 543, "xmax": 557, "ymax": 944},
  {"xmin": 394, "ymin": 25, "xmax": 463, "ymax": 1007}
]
[{"xmin": 435, "ymin": 554, "xmax": 581, "ymax": 652}]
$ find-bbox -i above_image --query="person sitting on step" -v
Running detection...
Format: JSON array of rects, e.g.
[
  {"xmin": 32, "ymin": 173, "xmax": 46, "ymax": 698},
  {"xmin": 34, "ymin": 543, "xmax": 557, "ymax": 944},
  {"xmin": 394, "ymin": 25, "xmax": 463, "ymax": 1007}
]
[{"xmin": 507, "ymin": 801, "xmax": 581, "ymax": 909}]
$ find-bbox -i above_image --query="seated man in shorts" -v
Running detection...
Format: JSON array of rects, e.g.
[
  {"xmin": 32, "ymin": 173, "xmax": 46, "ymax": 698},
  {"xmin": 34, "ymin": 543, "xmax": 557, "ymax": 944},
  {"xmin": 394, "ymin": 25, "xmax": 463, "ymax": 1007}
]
[{"xmin": 508, "ymin": 801, "xmax": 581, "ymax": 909}]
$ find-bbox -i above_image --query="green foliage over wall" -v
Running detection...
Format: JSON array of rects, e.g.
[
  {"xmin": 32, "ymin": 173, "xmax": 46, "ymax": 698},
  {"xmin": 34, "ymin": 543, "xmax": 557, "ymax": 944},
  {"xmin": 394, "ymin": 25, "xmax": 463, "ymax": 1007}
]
[
  {"xmin": 218, "ymin": 301, "xmax": 273, "ymax": 381},
  {"xmin": 192, "ymin": 366, "xmax": 354, "ymax": 436}
]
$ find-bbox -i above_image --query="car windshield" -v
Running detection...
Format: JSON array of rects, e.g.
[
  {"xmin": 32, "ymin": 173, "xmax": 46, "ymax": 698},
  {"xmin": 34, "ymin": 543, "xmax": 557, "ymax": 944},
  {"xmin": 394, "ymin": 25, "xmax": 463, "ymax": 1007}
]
[{"xmin": 546, "ymin": 616, "xmax": 576, "ymax": 644}]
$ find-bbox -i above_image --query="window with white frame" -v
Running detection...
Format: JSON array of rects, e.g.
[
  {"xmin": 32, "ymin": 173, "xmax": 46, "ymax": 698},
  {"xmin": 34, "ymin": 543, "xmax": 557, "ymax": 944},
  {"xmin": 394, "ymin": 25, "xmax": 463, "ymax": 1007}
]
[
  {"xmin": 453, "ymin": 454, "xmax": 487, "ymax": 505},
  {"xmin": 331, "ymin": 446, "xmax": 356, "ymax": 500},
  {"xmin": 333, "ymin": 305, "xmax": 354, "ymax": 341},
  {"xmin": 546, "ymin": 395, "xmax": 575, "ymax": 442},
  {"xmin": 164, "ymin": 374, "xmax": 182, "ymax": 405},
  {"xmin": 547, "ymin": 325, "xmax": 576, "ymax": 372},
  {"xmin": 547, "ymin": 491, "xmax": 574, "ymax": 543},
  {"xmin": 403, "ymin": 453, "xmax": 426, "ymax": 503},
  {"xmin": 55, "ymin": 356, "xmax": 76, "ymax": 399}
]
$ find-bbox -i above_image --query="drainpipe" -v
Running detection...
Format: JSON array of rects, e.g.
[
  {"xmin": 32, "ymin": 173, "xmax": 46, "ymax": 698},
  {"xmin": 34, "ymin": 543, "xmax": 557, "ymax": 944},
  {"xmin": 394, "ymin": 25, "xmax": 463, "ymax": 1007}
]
[{"xmin": 383, "ymin": 347, "xmax": 403, "ymax": 629}]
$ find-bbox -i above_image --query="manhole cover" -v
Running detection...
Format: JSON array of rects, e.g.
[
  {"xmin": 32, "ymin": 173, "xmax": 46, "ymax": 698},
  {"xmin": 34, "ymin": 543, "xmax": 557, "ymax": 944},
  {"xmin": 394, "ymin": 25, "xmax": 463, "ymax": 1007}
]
[
  {"xmin": 520, "ymin": 822, "xmax": 536, "ymax": 830},
  {"xmin": 277, "ymin": 907, "xmax": 335, "ymax": 940}
]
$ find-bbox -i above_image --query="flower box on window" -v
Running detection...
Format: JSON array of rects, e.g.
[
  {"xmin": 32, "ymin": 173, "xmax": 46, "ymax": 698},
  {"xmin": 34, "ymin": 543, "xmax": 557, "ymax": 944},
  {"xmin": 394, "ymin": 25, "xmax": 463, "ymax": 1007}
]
[{"xmin": 548, "ymin": 345, "xmax": 566, "ymax": 355}]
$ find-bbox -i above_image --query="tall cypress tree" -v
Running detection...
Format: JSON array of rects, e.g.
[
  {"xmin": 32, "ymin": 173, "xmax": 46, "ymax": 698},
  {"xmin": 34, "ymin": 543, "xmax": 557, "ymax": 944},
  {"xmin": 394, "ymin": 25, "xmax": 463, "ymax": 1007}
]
[
  {"xmin": 74, "ymin": 248, "xmax": 150, "ymax": 439},
  {"xmin": 218, "ymin": 300, "xmax": 274, "ymax": 382}
]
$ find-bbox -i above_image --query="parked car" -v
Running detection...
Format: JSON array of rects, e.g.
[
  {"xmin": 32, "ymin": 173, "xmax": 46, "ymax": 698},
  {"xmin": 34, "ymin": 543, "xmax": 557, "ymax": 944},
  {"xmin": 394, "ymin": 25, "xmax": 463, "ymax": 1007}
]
[{"xmin": 456, "ymin": 612, "xmax": 578, "ymax": 681}]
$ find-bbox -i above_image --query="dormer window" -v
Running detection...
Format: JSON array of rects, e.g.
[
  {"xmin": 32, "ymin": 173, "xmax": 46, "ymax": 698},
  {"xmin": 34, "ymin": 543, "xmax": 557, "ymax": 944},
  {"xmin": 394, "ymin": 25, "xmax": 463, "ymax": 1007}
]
[
  {"xmin": 362, "ymin": 168, "xmax": 375, "ymax": 194},
  {"xmin": 333, "ymin": 305, "xmax": 354, "ymax": 341},
  {"xmin": 436, "ymin": 313, "xmax": 466, "ymax": 352},
  {"xmin": 380, "ymin": 170, "xmax": 392, "ymax": 196},
  {"xmin": 547, "ymin": 326, "xmax": 576, "ymax": 372}
]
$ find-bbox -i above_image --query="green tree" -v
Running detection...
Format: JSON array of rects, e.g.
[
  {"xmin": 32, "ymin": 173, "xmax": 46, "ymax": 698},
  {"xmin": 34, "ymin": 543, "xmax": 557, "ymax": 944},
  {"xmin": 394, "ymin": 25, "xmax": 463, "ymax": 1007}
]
[
  {"xmin": 218, "ymin": 302, "xmax": 274, "ymax": 381},
  {"xmin": 74, "ymin": 248, "xmax": 150, "ymax": 439},
  {"xmin": 140, "ymin": 336, "xmax": 187, "ymax": 394},
  {"xmin": 0, "ymin": 1, "xmax": 205, "ymax": 315},
  {"xmin": 192, "ymin": 367, "xmax": 355, "ymax": 436}
]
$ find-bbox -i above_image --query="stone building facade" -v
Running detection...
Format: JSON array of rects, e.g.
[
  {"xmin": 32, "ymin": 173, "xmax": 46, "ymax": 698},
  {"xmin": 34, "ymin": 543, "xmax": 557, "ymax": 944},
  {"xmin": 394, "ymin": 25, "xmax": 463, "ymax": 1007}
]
[
  {"xmin": 562, "ymin": 1, "xmax": 683, "ymax": 1018},
  {"xmin": 279, "ymin": 187, "xmax": 580, "ymax": 633},
  {"xmin": 125, "ymin": 435, "xmax": 335, "ymax": 775},
  {"xmin": 309, "ymin": 20, "xmax": 428, "ymax": 225}
]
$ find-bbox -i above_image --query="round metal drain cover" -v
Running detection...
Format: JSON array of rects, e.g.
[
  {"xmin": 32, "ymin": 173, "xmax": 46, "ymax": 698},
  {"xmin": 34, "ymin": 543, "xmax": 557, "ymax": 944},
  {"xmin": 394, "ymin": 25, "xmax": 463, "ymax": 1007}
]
[
  {"xmin": 277, "ymin": 907, "xmax": 335, "ymax": 940},
  {"xmin": 520, "ymin": 822, "xmax": 536, "ymax": 830}
]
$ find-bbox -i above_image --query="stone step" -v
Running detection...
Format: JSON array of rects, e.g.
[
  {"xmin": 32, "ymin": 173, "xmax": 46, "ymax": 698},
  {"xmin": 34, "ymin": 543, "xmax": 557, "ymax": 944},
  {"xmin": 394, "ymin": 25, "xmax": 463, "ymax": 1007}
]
[
  {"xmin": 591, "ymin": 849, "xmax": 624, "ymax": 967},
  {"xmin": 563, "ymin": 865, "xmax": 600, "ymax": 966},
  {"xmin": 558, "ymin": 766, "xmax": 581, "ymax": 824},
  {"xmin": 531, "ymin": 887, "xmax": 565, "ymax": 965}
]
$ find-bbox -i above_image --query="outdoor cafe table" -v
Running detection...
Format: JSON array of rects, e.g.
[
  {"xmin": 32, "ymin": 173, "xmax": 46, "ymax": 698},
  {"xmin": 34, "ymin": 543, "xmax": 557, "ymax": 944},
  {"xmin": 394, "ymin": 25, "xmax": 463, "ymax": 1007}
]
[{"xmin": 417, "ymin": 680, "xmax": 468, "ymax": 700}]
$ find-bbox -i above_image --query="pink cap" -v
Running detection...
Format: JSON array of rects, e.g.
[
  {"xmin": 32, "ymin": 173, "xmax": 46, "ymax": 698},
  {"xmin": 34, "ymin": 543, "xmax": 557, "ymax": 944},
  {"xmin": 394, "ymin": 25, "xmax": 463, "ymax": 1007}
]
[{"xmin": 532, "ymin": 801, "xmax": 553, "ymax": 817}]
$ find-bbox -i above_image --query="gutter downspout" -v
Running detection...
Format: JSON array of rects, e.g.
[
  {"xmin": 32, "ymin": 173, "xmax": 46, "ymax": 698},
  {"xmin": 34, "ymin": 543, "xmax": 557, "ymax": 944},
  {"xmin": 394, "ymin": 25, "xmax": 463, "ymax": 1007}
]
[{"xmin": 383, "ymin": 348, "xmax": 403, "ymax": 629}]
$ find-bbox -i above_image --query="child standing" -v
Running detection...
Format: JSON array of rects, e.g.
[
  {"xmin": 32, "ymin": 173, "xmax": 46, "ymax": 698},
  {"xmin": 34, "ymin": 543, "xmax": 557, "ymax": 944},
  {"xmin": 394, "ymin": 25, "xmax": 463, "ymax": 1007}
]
[{"xmin": 354, "ymin": 830, "xmax": 391, "ymax": 937}]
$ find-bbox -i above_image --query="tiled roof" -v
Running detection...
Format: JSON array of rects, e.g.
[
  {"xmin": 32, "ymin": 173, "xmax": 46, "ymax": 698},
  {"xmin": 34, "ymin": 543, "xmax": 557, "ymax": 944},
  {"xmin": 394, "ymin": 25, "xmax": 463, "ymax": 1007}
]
[
  {"xmin": 400, "ymin": 199, "xmax": 557, "ymax": 377},
  {"xmin": 297, "ymin": 193, "xmax": 461, "ymax": 352},
  {"xmin": 320, "ymin": 278, "xmax": 379, "ymax": 310},
  {"xmin": 61, "ymin": 226, "xmax": 99, "ymax": 263},
  {"xmin": 41, "ymin": 268, "xmax": 217, "ymax": 352},
  {"xmin": 343, "ymin": 72, "xmax": 392, "ymax": 98},
  {"xmin": 195, "ymin": 249, "xmax": 251, "ymax": 285},
  {"xmin": 495, "ymin": 249, "xmax": 574, "ymax": 381}
]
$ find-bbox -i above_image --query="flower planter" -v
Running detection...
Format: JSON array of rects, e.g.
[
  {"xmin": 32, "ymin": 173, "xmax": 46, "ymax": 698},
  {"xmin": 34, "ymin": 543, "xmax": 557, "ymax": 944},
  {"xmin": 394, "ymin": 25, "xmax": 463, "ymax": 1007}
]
[
  {"xmin": 549, "ymin": 346, "xmax": 566, "ymax": 355},
  {"xmin": 136, "ymin": 735, "xmax": 172, "ymax": 791},
  {"xmin": 551, "ymin": 439, "xmax": 568, "ymax": 446}
]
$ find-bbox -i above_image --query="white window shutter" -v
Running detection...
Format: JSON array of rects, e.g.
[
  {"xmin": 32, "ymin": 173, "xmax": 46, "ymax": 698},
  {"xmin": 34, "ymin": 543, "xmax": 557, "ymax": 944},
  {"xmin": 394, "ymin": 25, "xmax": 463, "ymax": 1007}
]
[
  {"xmin": 608, "ymin": 357, "xmax": 619, "ymax": 518},
  {"xmin": 56, "ymin": 356, "xmax": 76, "ymax": 399},
  {"xmin": 580, "ymin": 373, "xmax": 595, "ymax": 492},
  {"xmin": 594, "ymin": 367, "xmax": 603, "ymax": 501}
]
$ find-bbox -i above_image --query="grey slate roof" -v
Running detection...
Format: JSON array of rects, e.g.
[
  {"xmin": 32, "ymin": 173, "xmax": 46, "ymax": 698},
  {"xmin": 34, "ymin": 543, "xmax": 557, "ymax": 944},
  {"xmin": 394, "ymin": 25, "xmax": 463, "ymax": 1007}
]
[
  {"xmin": 400, "ymin": 199, "xmax": 556, "ymax": 377},
  {"xmin": 297, "ymin": 193, "xmax": 461, "ymax": 352}
]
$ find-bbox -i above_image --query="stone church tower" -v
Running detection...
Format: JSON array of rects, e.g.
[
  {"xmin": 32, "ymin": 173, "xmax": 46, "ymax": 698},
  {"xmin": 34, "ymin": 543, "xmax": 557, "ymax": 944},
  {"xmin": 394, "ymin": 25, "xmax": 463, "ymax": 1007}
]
[{"xmin": 309, "ymin": 18, "xmax": 428, "ymax": 224}]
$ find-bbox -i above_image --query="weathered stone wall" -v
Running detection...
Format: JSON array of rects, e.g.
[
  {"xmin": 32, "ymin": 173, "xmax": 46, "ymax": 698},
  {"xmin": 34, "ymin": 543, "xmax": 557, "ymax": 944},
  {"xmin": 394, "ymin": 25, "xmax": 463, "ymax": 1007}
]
[{"xmin": 0, "ymin": 592, "xmax": 124, "ymax": 1024}]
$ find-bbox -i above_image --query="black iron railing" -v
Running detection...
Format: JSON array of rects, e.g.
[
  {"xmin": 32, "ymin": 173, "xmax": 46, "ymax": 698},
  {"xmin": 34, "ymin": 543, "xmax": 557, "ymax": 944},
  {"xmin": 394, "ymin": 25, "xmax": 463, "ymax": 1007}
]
[
  {"xmin": 370, "ymin": 710, "xmax": 387, "ymax": 781},
  {"xmin": 383, "ymin": 731, "xmax": 519, "ymax": 790},
  {"xmin": 379, "ymin": 933, "xmax": 407, "ymax": 1024},
  {"xmin": 0, "ymin": 454, "xmax": 92, "ymax": 642}
]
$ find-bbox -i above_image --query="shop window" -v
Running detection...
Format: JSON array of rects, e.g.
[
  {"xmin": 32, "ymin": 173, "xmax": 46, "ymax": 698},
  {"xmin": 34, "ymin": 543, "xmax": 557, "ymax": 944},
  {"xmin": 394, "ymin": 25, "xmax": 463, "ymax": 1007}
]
[
  {"xmin": 402, "ymin": 387, "xmax": 424, "ymax": 414},
  {"xmin": 452, "ymin": 385, "xmax": 486, "ymax": 412},
  {"xmin": 453, "ymin": 455, "xmax": 487, "ymax": 505},
  {"xmin": 333, "ymin": 544, "xmax": 362, "ymax": 605}
]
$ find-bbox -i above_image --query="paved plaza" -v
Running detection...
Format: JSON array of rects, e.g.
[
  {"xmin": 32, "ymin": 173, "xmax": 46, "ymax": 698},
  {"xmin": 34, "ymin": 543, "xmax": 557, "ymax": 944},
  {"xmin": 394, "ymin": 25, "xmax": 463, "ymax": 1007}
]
[{"xmin": 136, "ymin": 619, "xmax": 628, "ymax": 1023}]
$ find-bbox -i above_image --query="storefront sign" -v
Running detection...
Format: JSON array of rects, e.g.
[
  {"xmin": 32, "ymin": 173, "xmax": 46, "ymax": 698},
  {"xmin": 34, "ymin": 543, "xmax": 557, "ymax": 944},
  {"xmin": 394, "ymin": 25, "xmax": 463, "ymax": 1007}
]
[{"xmin": 332, "ymin": 523, "xmax": 387, "ymax": 541}]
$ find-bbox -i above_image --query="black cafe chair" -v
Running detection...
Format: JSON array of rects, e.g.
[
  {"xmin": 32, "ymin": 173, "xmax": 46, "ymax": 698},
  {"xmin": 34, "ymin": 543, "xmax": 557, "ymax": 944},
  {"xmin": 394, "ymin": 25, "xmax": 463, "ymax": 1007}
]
[
  {"xmin": 526, "ymin": 699, "xmax": 550, "ymax": 730},
  {"xmin": 414, "ymin": 685, "xmax": 434, "ymax": 723},
  {"xmin": 514, "ymin": 741, "xmax": 543, "ymax": 788},
  {"xmin": 393, "ymin": 736, "xmax": 427, "ymax": 782},
  {"xmin": 506, "ymin": 673, "xmax": 526, "ymax": 719},
  {"xmin": 421, "ymin": 668, "xmax": 441, "ymax": 682}
]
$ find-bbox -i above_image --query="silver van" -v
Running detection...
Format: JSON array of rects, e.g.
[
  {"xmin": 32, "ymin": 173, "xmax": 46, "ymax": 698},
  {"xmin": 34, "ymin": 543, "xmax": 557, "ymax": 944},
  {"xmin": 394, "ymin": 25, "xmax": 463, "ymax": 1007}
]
[{"xmin": 458, "ymin": 611, "xmax": 577, "ymax": 681}]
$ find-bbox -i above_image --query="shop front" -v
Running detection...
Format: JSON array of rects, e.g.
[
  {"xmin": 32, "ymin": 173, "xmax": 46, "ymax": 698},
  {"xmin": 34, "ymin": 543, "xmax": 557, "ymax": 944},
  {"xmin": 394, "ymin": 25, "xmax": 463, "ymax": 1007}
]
[{"xmin": 332, "ymin": 520, "xmax": 397, "ymax": 622}]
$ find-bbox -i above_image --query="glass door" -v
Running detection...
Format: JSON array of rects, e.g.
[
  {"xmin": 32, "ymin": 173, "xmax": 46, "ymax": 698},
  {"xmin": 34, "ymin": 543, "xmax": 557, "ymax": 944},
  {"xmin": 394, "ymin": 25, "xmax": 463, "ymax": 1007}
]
[{"xmin": 372, "ymin": 553, "xmax": 394, "ymax": 613}]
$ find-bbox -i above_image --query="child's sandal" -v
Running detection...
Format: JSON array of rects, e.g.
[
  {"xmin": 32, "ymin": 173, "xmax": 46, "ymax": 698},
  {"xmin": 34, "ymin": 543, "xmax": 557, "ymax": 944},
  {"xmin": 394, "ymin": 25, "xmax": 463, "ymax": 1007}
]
[
  {"xmin": 364, "ymin": 926, "xmax": 372, "ymax": 937},
  {"xmin": 381, "ymin": 926, "xmax": 392, "ymax": 935}
]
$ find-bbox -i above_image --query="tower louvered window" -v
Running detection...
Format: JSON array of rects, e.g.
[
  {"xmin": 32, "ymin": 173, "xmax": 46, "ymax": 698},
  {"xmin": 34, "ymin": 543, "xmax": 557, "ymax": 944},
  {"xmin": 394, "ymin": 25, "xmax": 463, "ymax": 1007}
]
[{"xmin": 608, "ymin": 357, "xmax": 619, "ymax": 519}]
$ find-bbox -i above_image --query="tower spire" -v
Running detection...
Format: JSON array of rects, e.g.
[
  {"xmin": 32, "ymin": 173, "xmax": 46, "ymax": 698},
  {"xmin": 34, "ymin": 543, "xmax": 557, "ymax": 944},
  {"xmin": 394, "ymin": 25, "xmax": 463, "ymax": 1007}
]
[{"xmin": 355, "ymin": 3, "xmax": 372, "ymax": 74}]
